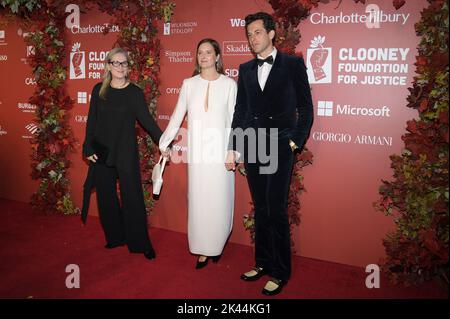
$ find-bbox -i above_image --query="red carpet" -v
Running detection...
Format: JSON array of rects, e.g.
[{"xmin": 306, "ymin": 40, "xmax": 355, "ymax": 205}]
[{"xmin": 0, "ymin": 198, "xmax": 447, "ymax": 299}]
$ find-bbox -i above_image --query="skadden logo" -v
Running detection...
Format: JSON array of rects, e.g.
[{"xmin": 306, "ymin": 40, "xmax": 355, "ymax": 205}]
[
  {"xmin": 310, "ymin": 4, "xmax": 410, "ymax": 29},
  {"xmin": 229, "ymin": 18, "xmax": 245, "ymax": 27},
  {"xmin": 65, "ymin": 4, "xmax": 119, "ymax": 34},
  {"xmin": 18, "ymin": 102, "xmax": 37, "ymax": 113},
  {"xmin": 223, "ymin": 41, "xmax": 252, "ymax": 56},
  {"xmin": 307, "ymin": 36, "xmax": 332, "ymax": 84},
  {"xmin": 0, "ymin": 125, "xmax": 7, "ymax": 136},
  {"xmin": 163, "ymin": 21, "xmax": 198, "ymax": 36},
  {"xmin": 317, "ymin": 100, "xmax": 391, "ymax": 118},
  {"xmin": 70, "ymin": 43, "xmax": 86, "ymax": 79}
]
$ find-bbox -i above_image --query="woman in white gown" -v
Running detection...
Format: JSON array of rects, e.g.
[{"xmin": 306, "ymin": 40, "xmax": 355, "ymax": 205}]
[{"xmin": 159, "ymin": 38, "xmax": 237, "ymax": 268}]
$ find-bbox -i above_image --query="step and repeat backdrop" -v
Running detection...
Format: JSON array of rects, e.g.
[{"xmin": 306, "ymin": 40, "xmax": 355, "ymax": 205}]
[{"xmin": 0, "ymin": 0, "xmax": 426, "ymax": 267}]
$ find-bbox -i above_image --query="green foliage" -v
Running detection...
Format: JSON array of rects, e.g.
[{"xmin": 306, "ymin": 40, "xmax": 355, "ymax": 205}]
[
  {"xmin": 1, "ymin": 0, "xmax": 40, "ymax": 15},
  {"xmin": 376, "ymin": 0, "xmax": 449, "ymax": 287}
]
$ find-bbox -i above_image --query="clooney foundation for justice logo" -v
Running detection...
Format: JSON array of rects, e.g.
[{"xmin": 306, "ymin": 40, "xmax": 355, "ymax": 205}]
[
  {"xmin": 307, "ymin": 35, "xmax": 332, "ymax": 84},
  {"xmin": 70, "ymin": 42, "xmax": 85, "ymax": 79}
]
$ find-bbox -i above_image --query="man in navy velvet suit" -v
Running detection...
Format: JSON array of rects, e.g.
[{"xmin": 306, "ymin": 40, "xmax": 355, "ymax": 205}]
[{"xmin": 225, "ymin": 12, "xmax": 313, "ymax": 296}]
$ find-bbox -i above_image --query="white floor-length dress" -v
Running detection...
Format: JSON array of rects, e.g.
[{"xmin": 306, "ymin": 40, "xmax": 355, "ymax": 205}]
[{"xmin": 159, "ymin": 74, "xmax": 237, "ymax": 256}]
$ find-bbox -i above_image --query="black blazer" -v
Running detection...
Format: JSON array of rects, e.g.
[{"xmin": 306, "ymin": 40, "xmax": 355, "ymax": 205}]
[{"xmin": 230, "ymin": 51, "xmax": 313, "ymax": 151}]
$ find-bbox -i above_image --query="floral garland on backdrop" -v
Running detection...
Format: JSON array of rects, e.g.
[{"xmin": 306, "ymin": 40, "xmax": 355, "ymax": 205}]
[
  {"xmin": 1, "ymin": 1, "xmax": 78, "ymax": 214},
  {"xmin": 0, "ymin": 0, "xmax": 173, "ymax": 215},
  {"xmin": 376, "ymin": 0, "xmax": 449, "ymax": 286}
]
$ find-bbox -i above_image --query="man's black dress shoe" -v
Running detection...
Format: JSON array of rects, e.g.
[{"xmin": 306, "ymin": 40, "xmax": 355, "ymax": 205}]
[
  {"xmin": 240, "ymin": 267, "xmax": 267, "ymax": 281},
  {"xmin": 262, "ymin": 278, "xmax": 285, "ymax": 296},
  {"xmin": 104, "ymin": 243, "xmax": 125, "ymax": 249},
  {"xmin": 144, "ymin": 250, "xmax": 156, "ymax": 260}
]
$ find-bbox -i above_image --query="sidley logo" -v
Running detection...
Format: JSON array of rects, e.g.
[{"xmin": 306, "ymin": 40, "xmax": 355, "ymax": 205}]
[
  {"xmin": 222, "ymin": 41, "xmax": 252, "ymax": 56},
  {"xmin": 306, "ymin": 35, "xmax": 332, "ymax": 84},
  {"xmin": 70, "ymin": 42, "xmax": 86, "ymax": 79}
]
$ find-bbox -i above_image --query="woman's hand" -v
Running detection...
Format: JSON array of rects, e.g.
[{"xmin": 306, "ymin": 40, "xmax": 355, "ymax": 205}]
[
  {"xmin": 87, "ymin": 154, "xmax": 98, "ymax": 163},
  {"xmin": 161, "ymin": 148, "xmax": 171, "ymax": 159},
  {"xmin": 225, "ymin": 150, "xmax": 236, "ymax": 171}
]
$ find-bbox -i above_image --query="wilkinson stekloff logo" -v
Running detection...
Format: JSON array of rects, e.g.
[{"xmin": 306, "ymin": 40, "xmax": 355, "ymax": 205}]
[
  {"xmin": 307, "ymin": 36, "xmax": 332, "ymax": 84},
  {"xmin": 70, "ymin": 43, "xmax": 86, "ymax": 79},
  {"xmin": 162, "ymin": 21, "xmax": 197, "ymax": 35}
]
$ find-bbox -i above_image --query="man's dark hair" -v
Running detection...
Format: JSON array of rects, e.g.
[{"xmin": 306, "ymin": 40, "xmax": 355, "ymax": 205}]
[{"xmin": 245, "ymin": 12, "xmax": 276, "ymax": 33}]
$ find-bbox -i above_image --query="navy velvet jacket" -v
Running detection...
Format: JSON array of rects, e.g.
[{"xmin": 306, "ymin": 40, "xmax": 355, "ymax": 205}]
[{"xmin": 229, "ymin": 51, "xmax": 313, "ymax": 152}]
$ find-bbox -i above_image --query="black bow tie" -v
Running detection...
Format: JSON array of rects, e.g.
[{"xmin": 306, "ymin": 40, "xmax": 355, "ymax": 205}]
[{"xmin": 257, "ymin": 55, "xmax": 274, "ymax": 66}]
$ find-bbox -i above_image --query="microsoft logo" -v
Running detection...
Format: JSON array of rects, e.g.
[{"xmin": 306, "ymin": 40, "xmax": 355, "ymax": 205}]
[
  {"xmin": 317, "ymin": 101, "xmax": 333, "ymax": 117},
  {"xmin": 77, "ymin": 92, "xmax": 88, "ymax": 104}
]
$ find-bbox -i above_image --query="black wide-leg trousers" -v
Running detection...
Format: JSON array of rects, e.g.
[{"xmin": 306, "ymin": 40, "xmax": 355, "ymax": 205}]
[
  {"xmin": 244, "ymin": 137, "xmax": 294, "ymax": 282},
  {"xmin": 94, "ymin": 163, "xmax": 153, "ymax": 253}
]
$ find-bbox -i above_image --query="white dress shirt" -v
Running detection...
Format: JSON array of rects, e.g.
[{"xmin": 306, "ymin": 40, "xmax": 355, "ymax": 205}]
[{"xmin": 257, "ymin": 48, "xmax": 277, "ymax": 91}]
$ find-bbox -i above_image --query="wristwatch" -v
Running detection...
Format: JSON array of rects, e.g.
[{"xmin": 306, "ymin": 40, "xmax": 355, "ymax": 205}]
[{"xmin": 289, "ymin": 140, "xmax": 298, "ymax": 152}]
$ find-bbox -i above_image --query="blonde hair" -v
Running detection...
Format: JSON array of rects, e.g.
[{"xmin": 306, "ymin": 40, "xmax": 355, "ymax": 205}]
[{"xmin": 99, "ymin": 47, "xmax": 130, "ymax": 100}]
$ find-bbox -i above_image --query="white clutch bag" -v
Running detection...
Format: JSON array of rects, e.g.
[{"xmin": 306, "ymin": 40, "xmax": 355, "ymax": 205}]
[{"xmin": 152, "ymin": 155, "xmax": 168, "ymax": 195}]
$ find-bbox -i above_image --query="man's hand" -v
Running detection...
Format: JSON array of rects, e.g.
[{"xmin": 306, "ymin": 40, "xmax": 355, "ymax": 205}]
[
  {"xmin": 225, "ymin": 150, "xmax": 237, "ymax": 171},
  {"xmin": 87, "ymin": 154, "xmax": 98, "ymax": 163}
]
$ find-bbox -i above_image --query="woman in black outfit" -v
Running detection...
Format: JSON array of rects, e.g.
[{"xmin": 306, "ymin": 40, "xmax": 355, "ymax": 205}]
[{"xmin": 81, "ymin": 47, "xmax": 166, "ymax": 260}]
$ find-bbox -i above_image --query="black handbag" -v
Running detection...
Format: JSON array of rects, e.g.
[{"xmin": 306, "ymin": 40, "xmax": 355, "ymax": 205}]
[{"xmin": 91, "ymin": 139, "xmax": 109, "ymax": 164}]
